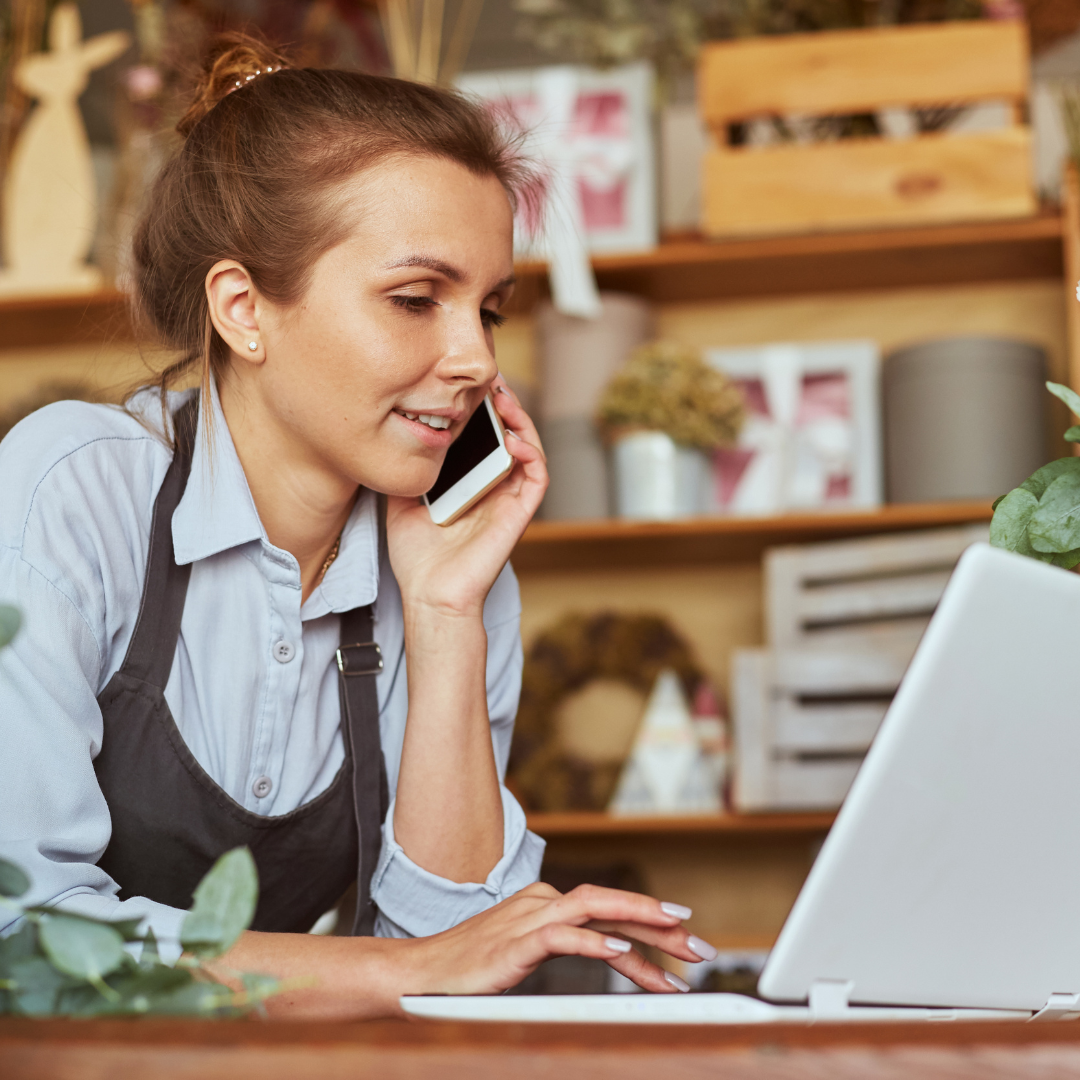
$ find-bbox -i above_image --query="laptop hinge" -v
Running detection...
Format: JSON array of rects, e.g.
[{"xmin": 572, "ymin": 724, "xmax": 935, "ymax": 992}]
[
  {"xmin": 809, "ymin": 979, "xmax": 855, "ymax": 1018},
  {"xmin": 1031, "ymin": 993, "xmax": 1080, "ymax": 1022}
]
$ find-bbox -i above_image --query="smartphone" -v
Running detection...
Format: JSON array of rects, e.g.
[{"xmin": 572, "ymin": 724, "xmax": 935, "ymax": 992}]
[{"xmin": 423, "ymin": 395, "xmax": 515, "ymax": 526}]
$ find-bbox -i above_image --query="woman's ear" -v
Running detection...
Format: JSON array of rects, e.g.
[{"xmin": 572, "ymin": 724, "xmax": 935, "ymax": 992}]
[{"xmin": 206, "ymin": 260, "xmax": 264, "ymax": 363}]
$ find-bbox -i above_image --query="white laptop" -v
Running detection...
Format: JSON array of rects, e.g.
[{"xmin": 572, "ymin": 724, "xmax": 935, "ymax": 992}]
[{"xmin": 404, "ymin": 544, "xmax": 1080, "ymax": 1024}]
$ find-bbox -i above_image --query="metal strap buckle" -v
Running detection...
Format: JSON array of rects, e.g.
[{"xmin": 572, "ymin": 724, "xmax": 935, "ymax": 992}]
[{"xmin": 336, "ymin": 642, "xmax": 384, "ymax": 676}]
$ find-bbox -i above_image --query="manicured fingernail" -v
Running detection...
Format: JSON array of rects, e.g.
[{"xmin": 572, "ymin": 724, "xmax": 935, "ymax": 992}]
[
  {"xmin": 687, "ymin": 935, "xmax": 718, "ymax": 962},
  {"xmin": 664, "ymin": 971, "xmax": 690, "ymax": 993},
  {"xmin": 505, "ymin": 428, "xmax": 520, "ymax": 440},
  {"xmin": 604, "ymin": 937, "xmax": 632, "ymax": 954},
  {"xmin": 495, "ymin": 385, "xmax": 511, "ymax": 396},
  {"xmin": 660, "ymin": 902, "xmax": 692, "ymax": 920}
]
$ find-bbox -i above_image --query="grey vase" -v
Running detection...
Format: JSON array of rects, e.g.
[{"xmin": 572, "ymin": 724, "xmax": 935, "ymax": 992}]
[{"xmin": 883, "ymin": 337, "xmax": 1048, "ymax": 504}]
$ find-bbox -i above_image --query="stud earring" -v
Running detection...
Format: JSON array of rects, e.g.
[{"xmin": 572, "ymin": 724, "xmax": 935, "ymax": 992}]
[{"xmin": 247, "ymin": 341, "xmax": 259, "ymax": 352}]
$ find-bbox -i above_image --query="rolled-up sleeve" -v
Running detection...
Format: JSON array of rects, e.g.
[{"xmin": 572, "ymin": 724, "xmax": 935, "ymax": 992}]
[{"xmin": 371, "ymin": 565, "xmax": 545, "ymax": 938}]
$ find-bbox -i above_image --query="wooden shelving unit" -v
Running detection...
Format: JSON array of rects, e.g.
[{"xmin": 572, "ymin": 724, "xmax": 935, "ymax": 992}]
[
  {"xmin": 526, "ymin": 811, "xmax": 836, "ymax": 838},
  {"xmin": 512, "ymin": 500, "xmax": 993, "ymax": 572}
]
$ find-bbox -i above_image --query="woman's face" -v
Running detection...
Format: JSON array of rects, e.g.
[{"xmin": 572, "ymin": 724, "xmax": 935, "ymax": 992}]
[{"xmin": 245, "ymin": 155, "xmax": 516, "ymax": 498}]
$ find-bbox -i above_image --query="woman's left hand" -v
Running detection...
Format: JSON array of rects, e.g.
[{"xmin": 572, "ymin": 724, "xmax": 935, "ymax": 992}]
[{"xmin": 385, "ymin": 375, "xmax": 547, "ymax": 616}]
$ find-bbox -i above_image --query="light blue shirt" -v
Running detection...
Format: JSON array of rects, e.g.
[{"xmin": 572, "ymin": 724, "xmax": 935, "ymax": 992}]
[{"xmin": 0, "ymin": 385, "xmax": 543, "ymax": 957}]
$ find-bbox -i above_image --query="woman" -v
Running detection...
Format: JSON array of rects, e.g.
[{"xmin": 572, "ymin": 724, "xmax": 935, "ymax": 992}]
[{"xmin": 0, "ymin": 37, "xmax": 716, "ymax": 1018}]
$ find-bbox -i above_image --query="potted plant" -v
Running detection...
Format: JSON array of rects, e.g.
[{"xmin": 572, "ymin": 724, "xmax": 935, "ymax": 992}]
[
  {"xmin": 0, "ymin": 608, "xmax": 288, "ymax": 1018},
  {"xmin": 596, "ymin": 340, "xmax": 744, "ymax": 520}
]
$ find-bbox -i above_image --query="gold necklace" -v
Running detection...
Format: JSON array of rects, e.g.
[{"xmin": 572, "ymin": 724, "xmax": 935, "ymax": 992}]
[{"xmin": 318, "ymin": 533, "xmax": 342, "ymax": 584}]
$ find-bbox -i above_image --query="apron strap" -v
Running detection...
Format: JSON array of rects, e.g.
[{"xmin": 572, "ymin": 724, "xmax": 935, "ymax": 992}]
[
  {"xmin": 118, "ymin": 396, "xmax": 198, "ymax": 688},
  {"xmin": 338, "ymin": 601, "xmax": 389, "ymax": 936},
  {"xmin": 337, "ymin": 494, "xmax": 390, "ymax": 937}
]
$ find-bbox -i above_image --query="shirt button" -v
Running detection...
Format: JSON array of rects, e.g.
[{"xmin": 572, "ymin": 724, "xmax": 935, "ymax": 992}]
[
  {"xmin": 273, "ymin": 640, "xmax": 295, "ymax": 663},
  {"xmin": 252, "ymin": 775, "xmax": 273, "ymax": 799}
]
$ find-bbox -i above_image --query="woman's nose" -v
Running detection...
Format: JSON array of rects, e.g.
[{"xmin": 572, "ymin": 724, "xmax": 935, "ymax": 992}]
[{"xmin": 438, "ymin": 314, "xmax": 499, "ymax": 386}]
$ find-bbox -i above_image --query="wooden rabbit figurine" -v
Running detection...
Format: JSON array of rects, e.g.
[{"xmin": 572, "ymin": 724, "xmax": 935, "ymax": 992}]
[{"xmin": 0, "ymin": 3, "xmax": 129, "ymax": 297}]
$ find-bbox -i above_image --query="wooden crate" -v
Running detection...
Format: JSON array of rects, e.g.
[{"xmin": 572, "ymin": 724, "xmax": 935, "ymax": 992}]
[
  {"xmin": 731, "ymin": 648, "xmax": 907, "ymax": 812},
  {"xmin": 733, "ymin": 525, "xmax": 988, "ymax": 811},
  {"xmin": 698, "ymin": 20, "xmax": 1037, "ymax": 238},
  {"xmin": 765, "ymin": 524, "xmax": 989, "ymax": 659}
]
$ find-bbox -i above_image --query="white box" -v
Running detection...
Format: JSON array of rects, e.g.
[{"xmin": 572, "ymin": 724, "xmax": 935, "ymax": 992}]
[
  {"xmin": 704, "ymin": 340, "xmax": 882, "ymax": 516},
  {"xmin": 456, "ymin": 62, "xmax": 657, "ymax": 257}
]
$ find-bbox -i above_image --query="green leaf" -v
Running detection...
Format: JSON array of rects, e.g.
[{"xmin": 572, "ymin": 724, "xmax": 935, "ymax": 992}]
[
  {"xmin": 989, "ymin": 487, "xmax": 1039, "ymax": 553},
  {"xmin": 1029, "ymin": 472, "xmax": 1080, "ymax": 553},
  {"xmin": 38, "ymin": 915, "xmax": 126, "ymax": 981},
  {"xmin": 139, "ymin": 926, "xmax": 159, "ymax": 966},
  {"xmin": 180, "ymin": 847, "xmax": 258, "ymax": 960},
  {"xmin": 57, "ymin": 964, "xmax": 193, "ymax": 1017},
  {"xmin": 1066, "ymin": 426, "xmax": 1080, "ymax": 443},
  {"xmin": 1047, "ymin": 380, "xmax": 1080, "ymax": 420},
  {"xmin": 0, "ymin": 923, "xmax": 37, "ymax": 975},
  {"xmin": 1020, "ymin": 457, "xmax": 1080, "ymax": 500},
  {"xmin": 239, "ymin": 970, "xmax": 282, "ymax": 1005},
  {"xmin": 1052, "ymin": 547, "xmax": 1080, "ymax": 570},
  {"xmin": 0, "ymin": 858, "xmax": 30, "ymax": 899},
  {"xmin": 8, "ymin": 955, "xmax": 73, "ymax": 1016},
  {"xmin": 0, "ymin": 606, "xmax": 18, "ymax": 649}
]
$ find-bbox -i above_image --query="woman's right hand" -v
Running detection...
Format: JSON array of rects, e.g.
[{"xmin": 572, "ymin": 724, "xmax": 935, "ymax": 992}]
[{"xmin": 400, "ymin": 882, "xmax": 715, "ymax": 1000}]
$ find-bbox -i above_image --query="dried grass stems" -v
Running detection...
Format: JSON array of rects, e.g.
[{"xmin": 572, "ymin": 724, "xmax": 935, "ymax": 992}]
[
  {"xmin": 596, "ymin": 340, "xmax": 745, "ymax": 450},
  {"xmin": 378, "ymin": 0, "xmax": 484, "ymax": 85}
]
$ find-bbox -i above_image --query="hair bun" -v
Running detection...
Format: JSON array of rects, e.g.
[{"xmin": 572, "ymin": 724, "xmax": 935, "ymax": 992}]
[{"xmin": 177, "ymin": 32, "xmax": 291, "ymax": 137}]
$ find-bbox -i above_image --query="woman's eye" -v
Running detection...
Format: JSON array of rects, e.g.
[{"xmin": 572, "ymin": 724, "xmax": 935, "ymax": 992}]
[
  {"xmin": 390, "ymin": 295, "xmax": 436, "ymax": 314},
  {"xmin": 481, "ymin": 309, "xmax": 507, "ymax": 329}
]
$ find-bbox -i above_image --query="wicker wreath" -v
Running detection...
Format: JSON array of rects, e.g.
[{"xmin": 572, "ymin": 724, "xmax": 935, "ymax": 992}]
[{"xmin": 509, "ymin": 612, "xmax": 705, "ymax": 813}]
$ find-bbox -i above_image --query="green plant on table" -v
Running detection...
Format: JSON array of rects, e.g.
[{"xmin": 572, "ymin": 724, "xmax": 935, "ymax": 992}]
[
  {"xmin": 990, "ymin": 382, "xmax": 1080, "ymax": 570},
  {"xmin": 0, "ymin": 609, "xmax": 286, "ymax": 1017},
  {"xmin": 596, "ymin": 340, "xmax": 744, "ymax": 450}
]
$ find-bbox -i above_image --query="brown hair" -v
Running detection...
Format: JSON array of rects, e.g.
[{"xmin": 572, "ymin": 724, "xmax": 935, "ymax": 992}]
[{"xmin": 133, "ymin": 33, "xmax": 528, "ymax": 429}]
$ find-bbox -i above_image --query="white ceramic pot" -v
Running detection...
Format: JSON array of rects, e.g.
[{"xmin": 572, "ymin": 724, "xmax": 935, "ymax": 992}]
[{"xmin": 612, "ymin": 431, "xmax": 709, "ymax": 521}]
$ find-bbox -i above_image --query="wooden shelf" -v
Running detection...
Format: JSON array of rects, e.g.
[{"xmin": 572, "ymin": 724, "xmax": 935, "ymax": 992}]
[
  {"xmin": 511, "ymin": 500, "xmax": 993, "ymax": 572},
  {"xmin": 526, "ymin": 811, "xmax": 836, "ymax": 838},
  {"xmin": 1, "ymin": 214, "xmax": 1063, "ymax": 347},
  {"xmin": 0, "ymin": 289, "xmax": 135, "ymax": 349},
  {"xmin": 509, "ymin": 212, "xmax": 1064, "ymax": 310}
]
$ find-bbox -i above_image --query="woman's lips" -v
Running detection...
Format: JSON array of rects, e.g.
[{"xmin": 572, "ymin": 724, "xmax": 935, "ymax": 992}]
[{"xmin": 394, "ymin": 409, "xmax": 454, "ymax": 449}]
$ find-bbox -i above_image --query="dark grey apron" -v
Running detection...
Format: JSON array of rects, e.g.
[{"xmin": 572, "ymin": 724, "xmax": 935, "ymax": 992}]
[{"xmin": 93, "ymin": 396, "xmax": 388, "ymax": 935}]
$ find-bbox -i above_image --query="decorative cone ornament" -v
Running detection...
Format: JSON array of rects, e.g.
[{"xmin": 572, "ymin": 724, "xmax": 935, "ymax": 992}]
[{"xmin": 608, "ymin": 669, "xmax": 721, "ymax": 815}]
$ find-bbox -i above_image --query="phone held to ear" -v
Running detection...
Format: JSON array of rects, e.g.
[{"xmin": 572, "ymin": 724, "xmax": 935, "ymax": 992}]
[{"xmin": 423, "ymin": 395, "xmax": 515, "ymax": 526}]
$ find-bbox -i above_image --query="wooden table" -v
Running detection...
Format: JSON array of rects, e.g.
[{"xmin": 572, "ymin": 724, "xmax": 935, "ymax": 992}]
[{"xmin": 5, "ymin": 1016, "xmax": 1080, "ymax": 1079}]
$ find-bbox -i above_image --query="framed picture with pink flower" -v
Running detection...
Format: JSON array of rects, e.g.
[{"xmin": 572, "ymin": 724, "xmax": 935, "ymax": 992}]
[
  {"xmin": 704, "ymin": 341, "xmax": 882, "ymax": 516},
  {"xmin": 456, "ymin": 62, "xmax": 656, "ymax": 256}
]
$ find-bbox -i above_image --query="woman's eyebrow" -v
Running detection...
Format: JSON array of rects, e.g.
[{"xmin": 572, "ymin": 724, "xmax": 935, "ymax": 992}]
[
  {"xmin": 383, "ymin": 255, "xmax": 465, "ymax": 282},
  {"xmin": 383, "ymin": 255, "xmax": 516, "ymax": 291}
]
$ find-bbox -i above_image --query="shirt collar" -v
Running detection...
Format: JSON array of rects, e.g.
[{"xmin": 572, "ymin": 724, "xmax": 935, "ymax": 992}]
[
  {"xmin": 169, "ymin": 383, "xmax": 380, "ymax": 615},
  {"xmin": 171, "ymin": 381, "xmax": 265, "ymax": 566}
]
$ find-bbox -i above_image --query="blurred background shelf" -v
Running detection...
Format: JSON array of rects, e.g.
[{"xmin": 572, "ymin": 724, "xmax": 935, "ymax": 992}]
[
  {"xmin": 510, "ymin": 213, "xmax": 1065, "ymax": 311},
  {"xmin": 4, "ymin": 213, "xmax": 1062, "ymax": 348},
  {"xmin": 0, "ymin": 290, "xmax": 134, "ymax": 349},
  {"xmin": 525, "ymin": 811, "xmax": 836, "ymax": 838},
  {"xmin": 512, "ymin": 500, "xmax": 994, "ymax": 572}
]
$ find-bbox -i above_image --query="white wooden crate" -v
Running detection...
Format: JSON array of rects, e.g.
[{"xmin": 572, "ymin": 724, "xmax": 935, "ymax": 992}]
[
  {"xmin": 765, "ymin": 524, "xmax": 989, "ymax": 659},
  {"xmin": 731, "ymin": 648, "xmax": 908, "ymax": 812}
]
